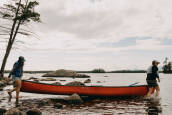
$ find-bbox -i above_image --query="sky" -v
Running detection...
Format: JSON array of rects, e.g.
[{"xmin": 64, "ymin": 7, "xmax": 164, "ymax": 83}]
[{"xmin": 0, "ymin": 0, "xmax": 172, "ymax": 71}]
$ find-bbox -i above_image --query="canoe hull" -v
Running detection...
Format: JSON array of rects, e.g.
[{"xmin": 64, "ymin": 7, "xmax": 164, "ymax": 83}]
[{"xmin": 21, "ymin": 80, "xmax": 148, "ymax": 96}]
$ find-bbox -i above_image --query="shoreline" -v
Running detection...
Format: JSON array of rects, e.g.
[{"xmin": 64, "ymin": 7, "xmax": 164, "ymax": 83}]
[{"xmin": 4, "ymin": 70, "xmax": 149, "ymax": 74}]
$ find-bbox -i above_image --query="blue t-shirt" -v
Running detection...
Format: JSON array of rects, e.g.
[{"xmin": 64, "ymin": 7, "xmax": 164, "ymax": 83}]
[{"xmin": 9, "ymin": 61, "xmax": 23, "ymax": 78}]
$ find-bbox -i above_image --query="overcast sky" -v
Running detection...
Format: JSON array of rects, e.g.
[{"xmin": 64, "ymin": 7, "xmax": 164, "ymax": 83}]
[{"xmin": 0, "ymin": 0, "xmax": 172, "ymax": 71}]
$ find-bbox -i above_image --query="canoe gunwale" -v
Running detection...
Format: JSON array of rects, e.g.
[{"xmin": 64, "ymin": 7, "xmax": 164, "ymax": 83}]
[{"xmin": 22, "ymin": 80, "xmax": 148, "ymax": 88}]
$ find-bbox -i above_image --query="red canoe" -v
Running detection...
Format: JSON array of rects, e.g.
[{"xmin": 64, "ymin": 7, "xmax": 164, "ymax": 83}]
[{"xmin": 21, "ymin": 80, "xmax": 148, "ymax": 96}]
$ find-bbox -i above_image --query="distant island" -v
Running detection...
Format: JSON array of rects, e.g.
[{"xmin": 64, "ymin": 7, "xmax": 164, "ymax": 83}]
[
  {"xmin": 4, "ymin": 69, "xmax": 147, "ymax": 74},
  {"xmin": 4, "ymin": 68, "xmax": 164, "ymax": 74}
]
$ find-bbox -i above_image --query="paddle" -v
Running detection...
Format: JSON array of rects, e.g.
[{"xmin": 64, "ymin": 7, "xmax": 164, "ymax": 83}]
[{"xmin": 129, "ymin": 82, "xmax": 140, "ymax": 86}]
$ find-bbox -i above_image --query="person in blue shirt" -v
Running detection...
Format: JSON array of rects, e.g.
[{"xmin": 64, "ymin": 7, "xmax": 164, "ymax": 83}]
[
  {"xmin": 7, "ymin": 56, "xmax": 25, "ymax": 104},
  {"xmin": 146, "ymin": 60, "xmax": 160, "ymax": 97}
]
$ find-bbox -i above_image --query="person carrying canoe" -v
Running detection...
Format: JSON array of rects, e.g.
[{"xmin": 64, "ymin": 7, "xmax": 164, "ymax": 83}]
[
  {"xmin": 146, "ymin": 60, "xmax": 160, "ymax": 97},
  {"xmin": 7, "ymin": 56, "xmax": 25, "ymax": 104}
]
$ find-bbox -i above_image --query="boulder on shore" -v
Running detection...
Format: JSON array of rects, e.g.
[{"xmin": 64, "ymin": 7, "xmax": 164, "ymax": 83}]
[
  {"xmin": 33, "ymin": 79, "xmax": 39, "ymax": 82},
  {"xmin": 0, "ymin": 87, "xmax": 3, "ymax": 91},
  {"xmin": 54, "ymin": 103, "xmax": 63, "ymax": 109},
  {"xmin": 64, "ymin": 93, "xmax": 83, "ymax": 104},
  {"xmin": 4, "ymin": 108, "xmax": 23, "ymax": 115},
  {"xmin": 0, "ymin": 80, "xmax": 7, "ymax": 87},
  {"xmin": 26, "ymin": 109, "xmax": 42, "ymax": 115},
  {"xmin": 65, "ymin": 81, "xmax": 85, "ymax": 86},
  {"xmin": 52, "ymin": 82, "xmax": 61, "ymax": 85},
  {"xmin": 28, "ymin": 77, "xmax": 38, "ymax": 80},
  {"xmin": 42, "ymin": 69, "xmax": 90, "ymax": 78},
  {"xmin": 38, "ymin": 99, "xmax": 52, "ymax": 107},
  {"xmin": 97, "ymin": 81, "xmax": 102, "ymax": 83},
  {"xmin": 0, "ymin": 108, "xmax": 6, "ymax": 115},
  {"xmin": 40, "ymin": 78, "xmax": 56, "ymax": 81},
  {"xmin": 84, "ymin": 79, "xmax": 91, "ymax": 83}
]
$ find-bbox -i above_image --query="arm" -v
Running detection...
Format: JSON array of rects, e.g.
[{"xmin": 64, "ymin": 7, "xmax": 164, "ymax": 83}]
[
  {"xmin": 8, "ymin": 68, "xmax": 13, "ymax": 83},
  {"xmin": 158, "ymin": 78, "xmax": 160, "ymax": 82},
  {"xmin": 8, "ymin": 62, "xmax": 18, "ymax": 78}
]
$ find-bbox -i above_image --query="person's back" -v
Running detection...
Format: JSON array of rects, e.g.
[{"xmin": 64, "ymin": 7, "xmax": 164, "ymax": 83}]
[
  {"xmin": 10, "ymin": 61, "xmax": 23, "ymax": 78},
  {"xmin": 146, "ymin": 60, "xmax": 160, "ymax": 97},
  {"xmin": 146, "ymin": 65, "xmax": 159, "ymax": 81}
]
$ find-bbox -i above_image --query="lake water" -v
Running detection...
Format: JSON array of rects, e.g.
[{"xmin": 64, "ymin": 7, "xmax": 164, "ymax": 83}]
[{"xmin": 0, "ymin": 73, "xmax": 172, "ymax": 115}]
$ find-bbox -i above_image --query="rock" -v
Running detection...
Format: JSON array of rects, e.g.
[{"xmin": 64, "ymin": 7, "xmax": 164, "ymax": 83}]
[
  {"xmin": 54, "ymin": 103, "xmax": 63, "ymax": 109},
  {"xmin": 42, "ymin": 69, "xmax": 90, "ymax": 78},
  {"xmin": 28, "ymin": 77, "xmax": 38, "ymax": 80},
  {"xmin": 40, "ymin": 78, "xmax": 56, "ymax": 81},
  {"xmin": 97, "ymin": 81, "xmax": 101, "ymax": 83},
  {"xmin": 60, "ymin": 80, "xmax": 66, "ymax": 82},
  {"xmin": 39, "ymin": 99, "xmax": 52, "ymax": 107},
  {"xmin": 26, "ymin": 109, "xmax": 42, "ymax": 115},
  {"xmin": 0, "ymin": 108, "xmax": 6, "ymax": 115},
  {"xmin": 75, "ymin": 74, "xmax": 90, "ymax": 78},
  {"xmin": 0, "ymin": 87, "xmax": 3, "ymax": 91},
  {"xmin": 7, "ymin": 81, "xmax": 13, "ymax": 85},
  {"xmin": 104, "ymin": 76, "xmax": 108, "ymax": 77},
  {"xmin": 65, "ymin": 81, "xmax": 85, "ymax": 86},
  {"xmin": 33, "ymin": 79, "xmax": 39, "ymax": 82},
  {"xmin": 0, "ymin": 80, "xmax": 7, "ymax": 87},
  {"xmin": 52, "ymin": 82, "xmax": 61, "ymax": 85},
  {"xmin": 4, "ymin": 108, "xmax": 23, "ymax": 115},
  {"xmin": 84, "ymin": 79, "xmax": 91, "ymax": 83},
  {"xmin": 65, "ymin": 93, "xmax": 83, "ymax": 104},
  {"xmin": 18, "ymin": 106, "xmax": 28, "ymax": 112},
  {"xmin": 50, "ymin": 98, "xmax": 65, "ymax": 103}
]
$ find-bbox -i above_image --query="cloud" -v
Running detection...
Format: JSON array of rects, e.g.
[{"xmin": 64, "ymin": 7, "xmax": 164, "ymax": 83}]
[
  {"xmin": 1, "ymin": 0, "xmax": 172, "ymax": 70},
  {"xmin": 24, "ymin": 0, "xmax": 172, "ymax": 54},
  {"xmin": 35, "ymin": 0, "xmax": 172, "ymax": 40},
  {"xmin": 2, "ymin": 0, "xmax": 172, "ymax": 52}
]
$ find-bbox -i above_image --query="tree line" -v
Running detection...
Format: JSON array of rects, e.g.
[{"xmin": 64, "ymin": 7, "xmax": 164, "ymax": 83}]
[{"xmin": 162, "ymin": 57, "xmax": 172, "ymax": 73}]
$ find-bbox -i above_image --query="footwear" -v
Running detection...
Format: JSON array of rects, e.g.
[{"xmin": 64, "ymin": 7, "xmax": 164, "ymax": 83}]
[{"xmin": 15, "ymin": 98, "xmax": 19, "ymax": 106}]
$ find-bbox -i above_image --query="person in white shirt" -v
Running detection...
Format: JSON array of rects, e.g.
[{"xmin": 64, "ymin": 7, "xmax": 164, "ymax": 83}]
[{"xmin": 146, "ymin": 60, "xmax": 160, "ymax": 97}]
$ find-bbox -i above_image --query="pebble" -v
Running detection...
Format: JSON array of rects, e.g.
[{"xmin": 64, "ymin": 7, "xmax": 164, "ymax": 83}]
[
  {"xmin": 54, "ymin": 103, "xmax": 63, "ymax": 109},
  {"xmin": 65, "ymin": 93, "xmax": 83, "ymax": 104},
  {"xmin": 0, "ymin": 87, "xmax": 3, "ymax": 91}
]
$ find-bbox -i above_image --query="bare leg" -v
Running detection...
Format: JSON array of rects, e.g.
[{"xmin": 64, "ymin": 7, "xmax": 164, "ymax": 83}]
[
  {"xmin": 147, "ymin": 87, "xmax": 153, "ymax": 97},
  {"xmin": 15, "ymin": 80, "xmax": 21, "ymax": 105},
  {"xmin": 8, "ymin": 82, "xmax": 17, "ymax": 102},
  {"xmin": 155, "ymin": 86, "xmax": 160, "ymax": 97},
  {"xmin": 151, "ymin": 87, "xmax": 155, "ymax": 94}
]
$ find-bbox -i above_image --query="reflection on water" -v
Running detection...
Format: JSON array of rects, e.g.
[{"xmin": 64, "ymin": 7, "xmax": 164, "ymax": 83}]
[
  {"xmin": 146, "ymin": 98, "xmax": 162, "ymax": 115},
  {"xmin": 0, "ymin": 73, "xmax": 171, "ymax": 115}
]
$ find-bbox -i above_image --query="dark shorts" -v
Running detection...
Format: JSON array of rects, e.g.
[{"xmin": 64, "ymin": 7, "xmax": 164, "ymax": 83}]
[{"xmin": 146, "ymin": 80, "xmax": 158, "ymax": 88}]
